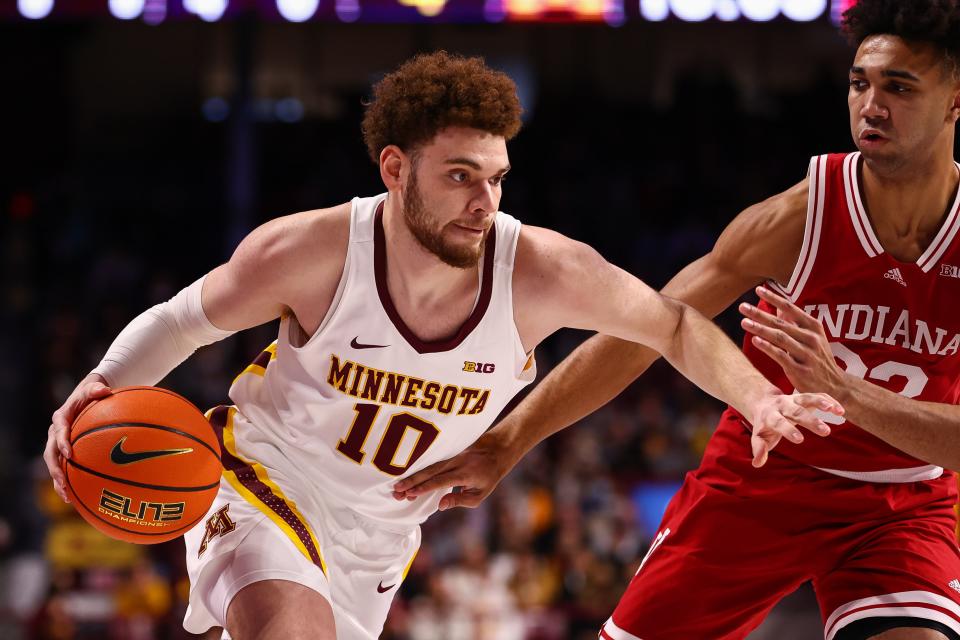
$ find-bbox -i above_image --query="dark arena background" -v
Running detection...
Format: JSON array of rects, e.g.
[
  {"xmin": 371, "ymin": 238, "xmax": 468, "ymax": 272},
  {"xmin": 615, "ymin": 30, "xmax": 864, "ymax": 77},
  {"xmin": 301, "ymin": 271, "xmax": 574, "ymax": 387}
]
[{"xmin": 3, "ymin": 0, "xmax": 951, "ymax": 638}]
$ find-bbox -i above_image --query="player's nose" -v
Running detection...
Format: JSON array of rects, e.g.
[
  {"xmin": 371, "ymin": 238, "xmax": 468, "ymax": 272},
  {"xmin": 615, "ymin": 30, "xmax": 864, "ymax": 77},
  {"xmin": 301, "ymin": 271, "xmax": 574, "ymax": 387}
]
[
  {"xmin": 470, "ymin": 181, "xmax": 498, "ymax": 215},
  {"xmin": 859, "ymin": 88, "xmax": 889, "ymax": 120}
]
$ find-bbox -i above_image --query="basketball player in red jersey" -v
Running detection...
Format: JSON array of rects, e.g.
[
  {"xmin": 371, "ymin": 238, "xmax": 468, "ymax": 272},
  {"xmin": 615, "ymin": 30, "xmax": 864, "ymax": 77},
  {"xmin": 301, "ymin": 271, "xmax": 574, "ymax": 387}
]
[
  {"xmin": 42, "ymin": 53, "xmax": 839, "ymax": 640},
  {"xmin": 395, "ymin": 3, "xmax": 960, "ymax": 639}
]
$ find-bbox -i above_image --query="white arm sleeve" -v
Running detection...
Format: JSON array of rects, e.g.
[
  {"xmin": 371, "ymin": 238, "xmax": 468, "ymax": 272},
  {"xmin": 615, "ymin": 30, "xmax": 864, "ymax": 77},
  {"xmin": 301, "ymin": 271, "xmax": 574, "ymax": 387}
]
[{"xmin": 91, "ymin": 275, "xmax": 237, "ymax": 387}]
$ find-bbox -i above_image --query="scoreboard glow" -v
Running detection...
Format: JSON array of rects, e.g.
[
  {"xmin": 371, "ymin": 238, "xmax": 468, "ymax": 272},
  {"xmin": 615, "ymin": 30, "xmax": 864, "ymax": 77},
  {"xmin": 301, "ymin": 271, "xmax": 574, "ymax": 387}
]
[
  {"xmin": 8, "ymin": 0, "xmax": 851, "ymax": 22},
  {"xmin": 641, "ymin": 0, "xmax": 828, "ymax": 22}
]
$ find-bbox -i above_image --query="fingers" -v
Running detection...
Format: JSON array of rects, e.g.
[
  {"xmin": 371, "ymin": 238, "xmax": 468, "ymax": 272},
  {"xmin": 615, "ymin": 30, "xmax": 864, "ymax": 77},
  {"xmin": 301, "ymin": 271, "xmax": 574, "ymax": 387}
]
[
  {"xmin": 438, "ymin": 488, "xmax": 483, "ymax": 511},
  {"xmin": 44, "ymin": 380, "xmax": 113, "ymax": 505},
  {"xmin": 771, "ymin": 414, "xmax": 805, "ymax": 444},
  {"xmin": 751, "ymin": 433, "xmax": 771, "ymax": 468},
  {"xmin": 741, "ymin": 316, "xmax": 810, "ymax": 362},
  {"xmin": 780, "ymin": 404, "xmax": 831, "ymax": 437},
  {"xmin": 400, "ymin": 471, "xmax": 466, "ymax": 498},
  {"xmin": 740, "ymin": 303, "xmax": 814, "ymax": 350},
  {"xmin": 85, "ymin": 382, "xmax": 113, "ymax": 400},
  {"xmin": 51, "ymin": 414, "xmax": 72, "ymax": 461},
  {"xmin": 393, "ymin": 459, "xmax": 454, "ymax": 494},
  {"xmin": 752, "ymin": 415, "xmax": 798, "ymax": 467},
  {"xmin": 792, "ymin": 392, "xmax": 844, "ymax": 417},
  {"xmin": 44, "ymin": 431, "xmax": 70, "ymax": 503},
  {"xmin": 750, "ymin": 335, "xmax": 794, "ymax": 370},
  {"xmin": 754, "ymin": 287, "xmax": 820, "ymax": 331},
  {"xmin": 751, "ymin": 390, "xmax": 842, "ymax": 468}
]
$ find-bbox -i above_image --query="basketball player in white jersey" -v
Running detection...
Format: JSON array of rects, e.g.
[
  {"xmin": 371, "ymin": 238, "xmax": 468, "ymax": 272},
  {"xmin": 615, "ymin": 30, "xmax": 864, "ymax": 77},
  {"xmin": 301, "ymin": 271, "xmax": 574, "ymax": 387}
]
[{"xmin": 43, "ymin": 52, "xmax": 840, "ymax": 640}]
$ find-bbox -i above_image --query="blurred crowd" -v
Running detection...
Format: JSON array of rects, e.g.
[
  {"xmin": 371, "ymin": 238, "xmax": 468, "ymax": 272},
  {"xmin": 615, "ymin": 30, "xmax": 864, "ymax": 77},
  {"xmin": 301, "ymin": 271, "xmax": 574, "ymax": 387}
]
[{"xmin": 0, "ymin": 28, "xmax": 860, "ymax": 639}]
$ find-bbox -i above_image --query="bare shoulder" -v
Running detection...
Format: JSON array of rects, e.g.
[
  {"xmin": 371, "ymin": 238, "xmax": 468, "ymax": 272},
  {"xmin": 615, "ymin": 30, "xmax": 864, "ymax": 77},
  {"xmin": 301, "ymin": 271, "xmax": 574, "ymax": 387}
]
[
  {"xmin": 712, "ymin": 178, "xmax": 809, "ymax": 284},
  {"xmin": 513, "ymin": 224, "xmax": 607, "ymax": 296},
  {"xmin": 219, "ymin": 202, "xmax": 351, "ymax": 310},
  {"xmin": 238, "ymin": 202, "xmax": 351, "ymax": 267},
  {"xmin": 202, "ymin": 202, "xmax": 352, "ymax": 331}
]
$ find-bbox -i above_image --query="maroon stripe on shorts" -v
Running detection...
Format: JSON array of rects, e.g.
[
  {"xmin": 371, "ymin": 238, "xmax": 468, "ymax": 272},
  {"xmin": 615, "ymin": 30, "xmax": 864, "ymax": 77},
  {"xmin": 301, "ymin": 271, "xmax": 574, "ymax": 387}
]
[{"xmin": 207, "ymin": 405, "xmax": 325, "ymax": 572}]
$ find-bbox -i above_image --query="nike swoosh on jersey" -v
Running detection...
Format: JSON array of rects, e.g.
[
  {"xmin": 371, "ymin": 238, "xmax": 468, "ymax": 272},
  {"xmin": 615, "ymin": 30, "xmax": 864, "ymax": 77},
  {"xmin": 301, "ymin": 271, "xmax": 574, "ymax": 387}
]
[
  {"xmin": 377, "ymin": 581, "xmax": 396, "ymax": 593},
  {"xmin": 351, "ymin": 337, "xmax": 389, "ymax": 350},
  {"xmin": 109, "ymin": 436, "xmax": 194, "ymax": 465}
]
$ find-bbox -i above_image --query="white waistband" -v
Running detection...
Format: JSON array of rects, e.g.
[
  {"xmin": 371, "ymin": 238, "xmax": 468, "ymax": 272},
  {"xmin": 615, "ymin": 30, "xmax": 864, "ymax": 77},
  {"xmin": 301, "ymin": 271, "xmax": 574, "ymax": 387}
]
[{"xmin": 813, "ymin": 464, "xmax": 944, "ymax": 483}]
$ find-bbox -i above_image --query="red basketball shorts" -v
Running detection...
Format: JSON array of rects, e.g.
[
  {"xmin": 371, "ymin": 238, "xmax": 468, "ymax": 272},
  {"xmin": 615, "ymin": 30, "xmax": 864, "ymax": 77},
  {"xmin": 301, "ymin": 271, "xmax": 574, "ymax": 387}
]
[{"xmin": 600, "ymin": 415, "xmax": 960, "ymax": 640}]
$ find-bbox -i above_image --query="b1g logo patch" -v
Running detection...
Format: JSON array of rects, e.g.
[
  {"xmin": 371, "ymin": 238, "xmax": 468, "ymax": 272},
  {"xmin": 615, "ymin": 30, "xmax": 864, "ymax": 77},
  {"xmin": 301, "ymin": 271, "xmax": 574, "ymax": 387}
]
[
  {"xmin": 463, "ymin": 361, "xmax": 495, "ymax": 373},
  {"xmin": 198, "ymin": 505, "xmax": 237, "ymax": 557}
]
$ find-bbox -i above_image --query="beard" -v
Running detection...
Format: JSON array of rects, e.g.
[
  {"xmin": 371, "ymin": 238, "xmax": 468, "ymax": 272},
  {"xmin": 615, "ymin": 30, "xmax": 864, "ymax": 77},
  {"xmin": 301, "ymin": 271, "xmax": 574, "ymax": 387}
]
[{"xmin": 402, "ymin": 170, "xmax": 487, "ymax": 269}]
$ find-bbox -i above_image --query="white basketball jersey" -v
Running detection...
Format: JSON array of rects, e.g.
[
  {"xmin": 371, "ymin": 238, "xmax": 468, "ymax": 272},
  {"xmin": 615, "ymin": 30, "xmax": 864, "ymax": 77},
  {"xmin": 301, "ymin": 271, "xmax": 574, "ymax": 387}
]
[{"xmin": 225, "ymin": 193, "xmax": 536, "ymax": 527}]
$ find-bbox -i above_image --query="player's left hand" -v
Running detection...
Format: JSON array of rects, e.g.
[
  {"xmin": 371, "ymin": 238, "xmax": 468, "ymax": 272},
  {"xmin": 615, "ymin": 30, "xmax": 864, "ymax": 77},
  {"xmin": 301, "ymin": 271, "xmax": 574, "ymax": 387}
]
[
  {"xmin": 390, "ymin": 430, "xmax": 512, "ymax": 510},
  {"xmin": 739, "ymin": 286, "xmax": 848, "ymax": 398}
]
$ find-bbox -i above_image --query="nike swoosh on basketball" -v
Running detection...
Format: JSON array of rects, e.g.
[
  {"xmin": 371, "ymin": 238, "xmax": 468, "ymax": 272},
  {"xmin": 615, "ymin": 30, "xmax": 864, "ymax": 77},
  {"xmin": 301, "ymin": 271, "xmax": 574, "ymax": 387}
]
[
  {"xmin": 377, "ymin": 581, "xmax": 396, "ymax": 593},
  {"xmin": 351, "ymin": 337, "xmax": 389, "ymax": 350},
  {"xmin": 110, "ymin": 436, "xmax": 194, "ymax": 465}
]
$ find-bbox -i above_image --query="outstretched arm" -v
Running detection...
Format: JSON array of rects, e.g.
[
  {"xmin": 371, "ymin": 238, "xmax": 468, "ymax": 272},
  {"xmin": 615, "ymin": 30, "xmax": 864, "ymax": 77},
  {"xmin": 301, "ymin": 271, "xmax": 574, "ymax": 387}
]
[
  {"xmin": 484, "ymin": 250, "xmax": 755, "ymax": 473},
  {"xmin": 391, "ymin": 251, "xmax": 746, "ymax": 507},
  {"xmin": 394, "ymin": 181, "xmax": 842, "ymax": 508},
  {"xmin": 513, "ymin": 229, "xmax": 838, "ymax": 465}
]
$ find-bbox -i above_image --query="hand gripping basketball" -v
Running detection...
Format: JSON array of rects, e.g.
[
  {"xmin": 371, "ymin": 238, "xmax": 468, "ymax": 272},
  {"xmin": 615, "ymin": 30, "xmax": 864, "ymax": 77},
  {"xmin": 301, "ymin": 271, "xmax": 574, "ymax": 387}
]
[
  {"xmin": 58, "ymin": 386, "xmax": 221, "ymax": 544},
  {"xmin": 46, "ymin": 373, "xmax": 113, "ymax": 503}
]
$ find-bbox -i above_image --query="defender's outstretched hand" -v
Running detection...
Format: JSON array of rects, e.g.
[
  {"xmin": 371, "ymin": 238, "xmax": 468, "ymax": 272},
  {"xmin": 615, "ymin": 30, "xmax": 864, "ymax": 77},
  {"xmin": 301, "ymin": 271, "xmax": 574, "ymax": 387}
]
[
  {"xmin": 392, "ymin": 430, "xmax": 512, "ymax": 510},
  {"xmin": 745, "ymin": 390, "xmax": 842, "ymax": 468}
]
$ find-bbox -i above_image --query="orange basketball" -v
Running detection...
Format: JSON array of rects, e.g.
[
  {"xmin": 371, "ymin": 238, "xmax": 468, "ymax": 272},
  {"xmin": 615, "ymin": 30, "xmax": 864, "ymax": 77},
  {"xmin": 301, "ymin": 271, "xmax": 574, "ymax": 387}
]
[{"xmin": 62, "ymin": 386, "xmax": 222, "ymax": 544}]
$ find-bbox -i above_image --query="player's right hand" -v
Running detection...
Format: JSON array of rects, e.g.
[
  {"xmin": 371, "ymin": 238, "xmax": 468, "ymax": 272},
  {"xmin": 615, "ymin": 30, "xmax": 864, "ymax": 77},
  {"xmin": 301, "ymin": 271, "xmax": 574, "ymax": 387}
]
[
  {"xmin": 746, "ymin": 390, "xmax": 842, "ymax": 468},
  {"xmin": 45, "ymin": 374, "xmax": 112, "ymax": 503}
]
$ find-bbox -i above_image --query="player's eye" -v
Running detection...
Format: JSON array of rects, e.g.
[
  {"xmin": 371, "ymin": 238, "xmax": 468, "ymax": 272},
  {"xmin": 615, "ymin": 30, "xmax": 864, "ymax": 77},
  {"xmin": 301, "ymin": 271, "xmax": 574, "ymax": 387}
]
[
  {"xmin": 849, "ymin": 79, "xmax": 867, "ymax": 90},
  {"xmin": 450, "ymin": 171, "xmax": 468, "ymax": 183}
]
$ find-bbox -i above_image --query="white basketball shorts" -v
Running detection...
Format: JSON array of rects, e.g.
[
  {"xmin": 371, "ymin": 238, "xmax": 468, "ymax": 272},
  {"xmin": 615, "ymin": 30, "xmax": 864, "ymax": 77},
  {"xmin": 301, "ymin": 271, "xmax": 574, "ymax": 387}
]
[{"xmin": 182, "ymin": 471, "xmax": 420, "ymax": 640}]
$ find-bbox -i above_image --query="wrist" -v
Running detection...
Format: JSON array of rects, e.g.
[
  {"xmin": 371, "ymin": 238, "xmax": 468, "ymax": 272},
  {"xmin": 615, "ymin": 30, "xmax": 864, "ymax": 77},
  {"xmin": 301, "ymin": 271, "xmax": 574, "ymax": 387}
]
[
  {"xmin": 828, "ymin": 372, "xmax": 858, "ymax": 409},
  {"xmin": 487, "ymin": 417, "xmax": 532, "ymax": 465},
  {"xmin": 737, "ymin": 381, "xmax": 781, "ymax": 417}
]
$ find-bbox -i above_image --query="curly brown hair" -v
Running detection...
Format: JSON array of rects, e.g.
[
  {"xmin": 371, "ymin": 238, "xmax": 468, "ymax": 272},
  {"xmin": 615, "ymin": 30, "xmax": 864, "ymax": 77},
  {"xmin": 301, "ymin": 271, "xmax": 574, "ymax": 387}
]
[
  {"xmin": 842, "ymin": 0, "xmax": 960, "ymax": 77},
  {"xmin": 361, "ymin": 51, "xmax": 523, "ymax": 163}
]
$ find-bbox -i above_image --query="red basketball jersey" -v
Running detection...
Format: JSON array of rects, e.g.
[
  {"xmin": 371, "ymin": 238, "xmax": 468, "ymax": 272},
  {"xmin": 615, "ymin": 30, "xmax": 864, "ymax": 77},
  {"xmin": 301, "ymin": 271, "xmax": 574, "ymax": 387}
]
[{"xmin": 726, "ymin": 152, "xmax": 960, "ymax": 480}]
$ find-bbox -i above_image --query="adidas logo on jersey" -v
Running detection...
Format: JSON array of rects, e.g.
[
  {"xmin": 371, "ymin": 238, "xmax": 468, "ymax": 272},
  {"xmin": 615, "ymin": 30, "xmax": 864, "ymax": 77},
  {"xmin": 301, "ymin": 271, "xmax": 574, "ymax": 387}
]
[
  {"xmin": 941, "ymin": 264, "xmax": 960, "ymax": 279},
  {"xmin": 883, "ymin": 267, "xmax": 907, "ymax": 287},
  {"xmin": 950, "ymin": 579, "xmax": 960, "ymax": 594}
]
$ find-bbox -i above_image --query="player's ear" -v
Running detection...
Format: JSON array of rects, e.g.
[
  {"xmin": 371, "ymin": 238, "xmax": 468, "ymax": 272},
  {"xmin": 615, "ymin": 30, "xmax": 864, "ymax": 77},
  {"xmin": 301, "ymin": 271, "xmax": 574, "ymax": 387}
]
[
  {"xmin": 950, "ymin": 71, "xmax": 960, "ymax": 123},
  {"xmin": 379, "ymin": 145, "xmax": 405, "ymax": 191}
]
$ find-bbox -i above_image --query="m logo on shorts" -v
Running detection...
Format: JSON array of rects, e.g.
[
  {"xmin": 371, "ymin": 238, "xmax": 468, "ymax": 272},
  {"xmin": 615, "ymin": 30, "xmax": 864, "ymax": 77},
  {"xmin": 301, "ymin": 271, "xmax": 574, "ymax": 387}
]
[{"xmin": 198, "ymin": 505, "xmax": 237, "ymax": 557}]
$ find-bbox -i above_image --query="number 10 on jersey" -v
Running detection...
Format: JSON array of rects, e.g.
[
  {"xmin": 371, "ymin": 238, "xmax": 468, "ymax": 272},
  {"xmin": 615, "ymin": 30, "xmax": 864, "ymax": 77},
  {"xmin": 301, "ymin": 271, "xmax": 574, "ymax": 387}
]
[{"xmin": 336, "ymin": 403, "xmax": 441, "ymax": 476}]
